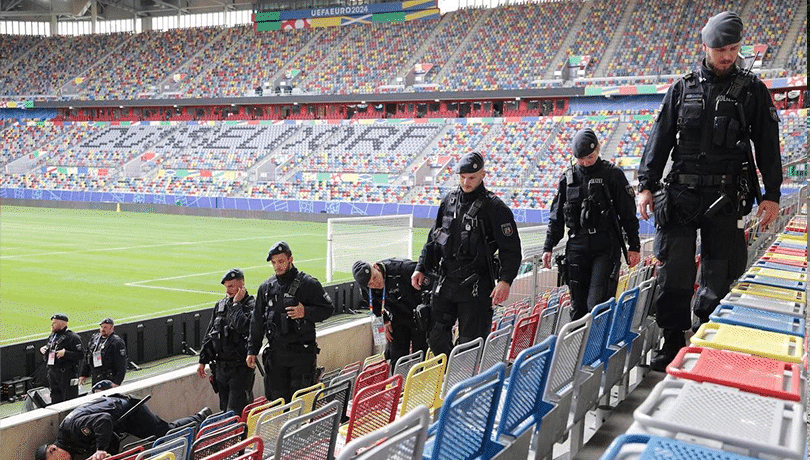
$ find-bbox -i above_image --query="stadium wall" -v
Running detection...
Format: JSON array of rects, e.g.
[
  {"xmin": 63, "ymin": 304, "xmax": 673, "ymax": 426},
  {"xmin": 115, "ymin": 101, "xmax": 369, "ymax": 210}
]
[
  {"xmin": 568, "ymin": 95, "xmax": 663, "ymax": 113},
  {"xmin": 0, "ymin": 272, "xmax": 363, "ymax": 382},
  {"xmin": 0, "ymin": 316, "xmax": 374, "ymax": 460},
  {"xmin": 0, "ymin": 196, "xmax": 437, "ymax": 228},
  {"xmin": 0, "ymin": 108, "xmax": 56, "ymax": 120},
  {"xmin": 0, "ymin": 189, "xmax": 551, "ymax": 224}
]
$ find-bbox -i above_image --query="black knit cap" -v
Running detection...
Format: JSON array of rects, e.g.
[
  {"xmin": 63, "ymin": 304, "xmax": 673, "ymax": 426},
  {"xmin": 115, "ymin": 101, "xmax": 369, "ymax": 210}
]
[
  {"xmin": 352, "ymin": 261, "xmax": 372, "ymax": 288},
  {"xmin": 455, "ymin": 151, "xmax": 484, "ymax": 173},
  {"xmin": 572, "ymin": 128, "xmax": 599, "ymax": 158},
  {"xmin": 220, "ymin": 268, "xmax": 244, "ymax": 284},
  {"xmin": 702, "ymin": 11, "xmax": 744, "ymax": 48}
]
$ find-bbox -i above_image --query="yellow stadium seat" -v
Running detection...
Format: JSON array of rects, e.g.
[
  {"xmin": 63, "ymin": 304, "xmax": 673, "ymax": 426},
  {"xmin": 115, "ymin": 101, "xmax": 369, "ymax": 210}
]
[
  {"xmin": 399, "ymin": 353, "xmax": 447, "ymax": 416},
  {"xmin": 691, "ymin": 322, "xmax": 803, "ymax": 364},
  {"xmin": 291, "ymin": 382, "xmax": 325, "ymax": 414},
  {"xmin": 245, "ymin": 398, "xmax": 284, "ymax": 436}
]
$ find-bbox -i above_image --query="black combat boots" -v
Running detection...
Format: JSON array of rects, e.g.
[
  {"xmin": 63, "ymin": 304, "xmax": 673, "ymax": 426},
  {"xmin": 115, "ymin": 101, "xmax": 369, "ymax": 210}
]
[{"xmin": 650, "ymin": 329, "xmax": 686, "ymax": 372}]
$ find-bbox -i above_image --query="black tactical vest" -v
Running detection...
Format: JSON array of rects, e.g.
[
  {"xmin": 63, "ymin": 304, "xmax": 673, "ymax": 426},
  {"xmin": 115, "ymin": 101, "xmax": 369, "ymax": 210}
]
[
  {"xmin": 563, "ymin": 162, "xmax": 611, "ymax": 233},
  {"xmin": 674, "ymin": 69, "xmax": 755, "ymax": 174},
  {"xmin": 435, "ymin": 189, "xmax": 493, "ymax": 263}
]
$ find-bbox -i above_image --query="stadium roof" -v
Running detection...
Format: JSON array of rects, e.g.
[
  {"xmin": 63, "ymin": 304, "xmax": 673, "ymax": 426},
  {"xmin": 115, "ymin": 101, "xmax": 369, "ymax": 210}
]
[{"xmin": 0, "ymin": 0, "xmax": 270, "ymax": 21}]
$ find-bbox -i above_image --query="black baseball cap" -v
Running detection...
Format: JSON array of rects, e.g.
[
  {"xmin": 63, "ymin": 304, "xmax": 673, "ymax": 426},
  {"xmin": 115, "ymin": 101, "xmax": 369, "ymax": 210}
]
[
  {"xmin": 266, "ymin": 241, "xmax": 292, "ymax": 261},
  {"xmin": 51, "ymin": 314, "xmax": 68, "ymax": 322},
  {"xmin": 220, "ymin": 268, "xmax": 245, "ymax": 284},
  {"xmin": 100, "ymin": 318, "xmax": 114, "ymax": 326},
  {"xmin": 352, "ymin": 261, "xmax": 372, "ymax": 288}
]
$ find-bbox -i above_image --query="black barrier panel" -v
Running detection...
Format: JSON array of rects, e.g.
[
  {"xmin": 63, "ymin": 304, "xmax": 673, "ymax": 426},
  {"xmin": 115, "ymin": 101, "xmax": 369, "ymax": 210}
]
[
  {"xmin": 327, "ymin": 282, "xmax": 352, "ymax": 315},
  {"xmin": 1, "ymin": 281, "xmax": 351, "ymax": 382}
]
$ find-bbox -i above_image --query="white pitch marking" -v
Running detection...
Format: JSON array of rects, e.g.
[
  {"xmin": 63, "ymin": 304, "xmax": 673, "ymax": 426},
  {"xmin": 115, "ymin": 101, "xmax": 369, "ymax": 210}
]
[
  {"xmin": 126, "ymin": 264, "xmax": 269, "ymax": 285},
  {"xmin": 0, "ymin": 301, "xmax": 213, "ymax": 346},
  {"xmin": 0, "ymin": 233, "xmax": 320, "ymax": 260},
  {"xmin": 125, "ymin": 258, "xmax": 324, "ymax": 285},
  {"xmin": 123, "ymin": 285, "xmax": 223, "ymax": 295},
  {"xmin": 2, "ymin": 257, "xmax": 327, "ymax": 345}
]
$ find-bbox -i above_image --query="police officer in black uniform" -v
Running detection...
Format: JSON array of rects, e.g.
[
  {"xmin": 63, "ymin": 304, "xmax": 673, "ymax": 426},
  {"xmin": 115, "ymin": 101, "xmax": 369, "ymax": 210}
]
[
  {"xmin": 79, "ymin": 318, "xmax": 127, "ymax": 388},
  {"xmin": 353, "ymin": 258, "xmax": 428, "ymax": 365},
  {"xmin": 39, "ymin": 314, "xmax": 83, "ymax": 404},
  {"xmin": 246, "ymin": 242, "xmax": 334, "ymax": 403},
  {"xmin": 35, "ymin": 396, "xmax": 211, "ymax": 460},
  {"xmin": 637, "ymin": 11, "xmax": 782, "ymax": 371},
  {"xmin": 198, "ymin": 268, "xmax": 256, "ymax": 414},
  {"xmin": 412, "ymin": 151, "xmax": 522, "ymax": 358},
  {"xmin": 542, "ymin": 128, "xmax": 641, "ymax": 320}
]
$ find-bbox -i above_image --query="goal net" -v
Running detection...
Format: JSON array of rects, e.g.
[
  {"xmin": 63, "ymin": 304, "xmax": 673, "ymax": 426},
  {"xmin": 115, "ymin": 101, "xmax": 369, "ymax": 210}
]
[
  {"xmin": 326, "ymin": 214, "xmax": 413, "ymax": 282},
  {"xmin": 517, "ymin": 225, "xmax": 548, "ymax": 258}
]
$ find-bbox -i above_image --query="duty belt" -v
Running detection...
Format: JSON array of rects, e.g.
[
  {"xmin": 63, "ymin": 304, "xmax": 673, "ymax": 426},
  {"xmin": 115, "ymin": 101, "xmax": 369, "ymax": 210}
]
[
  {"xmin": 570, "ymin": 228, "xmax": 598, "ymax": 237},
  {"xmin": 216, "ymin": 360, "xmax": 246, "ymax": 368},
  {"xmin": 672, "ymin": 174, "xmax": 736, "ymax": 187}
]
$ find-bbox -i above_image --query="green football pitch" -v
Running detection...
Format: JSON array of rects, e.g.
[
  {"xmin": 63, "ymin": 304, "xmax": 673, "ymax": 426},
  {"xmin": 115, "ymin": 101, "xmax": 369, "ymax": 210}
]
[{"xmin": 0, "ymin": 206, "xmax": 429, "ymax": 345}]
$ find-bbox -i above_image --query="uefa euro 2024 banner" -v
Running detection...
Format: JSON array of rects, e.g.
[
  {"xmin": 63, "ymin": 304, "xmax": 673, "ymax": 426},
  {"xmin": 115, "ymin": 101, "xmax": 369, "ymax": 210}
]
[{"xmin": 254, "ymin": 0, "xmax": 437, "ymax": 22}]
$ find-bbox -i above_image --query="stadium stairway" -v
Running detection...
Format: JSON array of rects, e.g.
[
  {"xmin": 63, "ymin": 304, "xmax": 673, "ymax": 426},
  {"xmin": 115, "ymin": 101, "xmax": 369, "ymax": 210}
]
[
  {"xmin": 557, "ymin": 366, "xmax": 667, "ymax": 459},
  {"xmin": 772, "ymin": 0, "xmax": 807, "ymax": 69},
  {"xmin": 542, "ymin": 0, "xmax": 592, "ymax": 81},
  {"xmin": 298, "ymin": 28, "xmax": 357, "ymax": 92},
  {"xmin": 157, "ymin": 26, "xmax": 233, "ymax": 96},
  {"xmin": 432, "ymin": 8, "xmax": 493, "ymax": 85},
  {"xmin": 270, "ymin": 29, "xmax": 329, "ymax": 89},
  {"xmin": 394, "ymin": 13, "xmax": 452, "ymax": 84},
  {"xmin": 592, "ymin": 0, "xmax": 638, "ymax": 78},
  {"xmin": 600, "ymin": 121, "xmax": 628, "ymax": 161}
]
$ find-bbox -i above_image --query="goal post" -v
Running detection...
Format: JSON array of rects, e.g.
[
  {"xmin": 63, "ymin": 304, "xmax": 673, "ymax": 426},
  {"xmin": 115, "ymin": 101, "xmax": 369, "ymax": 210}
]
[{"xmin": 326, "ymin": 214, "xmax": 414, "ymax": 283}]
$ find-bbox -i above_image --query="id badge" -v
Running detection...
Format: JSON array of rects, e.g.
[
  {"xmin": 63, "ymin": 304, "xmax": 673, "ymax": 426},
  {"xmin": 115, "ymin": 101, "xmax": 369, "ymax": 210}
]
[
  {"xmin": 48, "ymin": 351, "xmax": 56, "ymax": 365},
  {"xmin": 93, "ymin": 351, "xmax": 103, "ymax": 368}
]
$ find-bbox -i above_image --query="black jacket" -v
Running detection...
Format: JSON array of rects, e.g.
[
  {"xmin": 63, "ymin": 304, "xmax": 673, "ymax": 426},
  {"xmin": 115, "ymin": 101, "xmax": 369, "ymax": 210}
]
[
  {"xmin": 44, "ymin": 327, "xmax": 83, "ymax": 370},
  {"xmin": 79, "ymin": 332, "xmax": 127, "ymax": 385},
  {"xmin": 248, "ymin": 266, "xmax": 333, "ymax": 354},
  {"xmin": 200, "ymin": 293, "xmax": 255, "ymax": 364},
  {"xmin": 544, "ymin": 159, "xmax": 641, "ymax": 253},
  {"xmin": 54, "ymin": 396, "xmax": 131, "ymax": 457},
  {"xmin": 416, "ymin": 184, "xmax": 522, "ymax": 285},
  {"xmin": 638, "ymin": 60, "xmax": 782, "ymax": 203},
  {"xmin": 362, "ymin": 258, "xmax": 421, "ymax": 323}
]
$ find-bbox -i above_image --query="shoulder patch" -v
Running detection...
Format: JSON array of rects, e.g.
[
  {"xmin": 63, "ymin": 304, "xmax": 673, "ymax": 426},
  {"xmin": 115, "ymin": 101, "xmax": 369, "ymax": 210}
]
[
  {"xmin": 120, "ymin": 348, "xmax": 127, "ymax": 356},
  {"xmin": 81, "ymin": 427, "xmax": 92, "ymax": 436},
  {"xmin": 769, "ymin": 107, "xmax": 780, "ymax": 122},
  {"xmin": 500, "ymin": 223, "xmax": 514, "ymax": 237},
  {"xmin": 655, "ymin": 104, "xmax": 664, "ymax": 122},
  {"xmin": 625, "ymin": 185, "xmax": 635, "ymax": 198}
]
